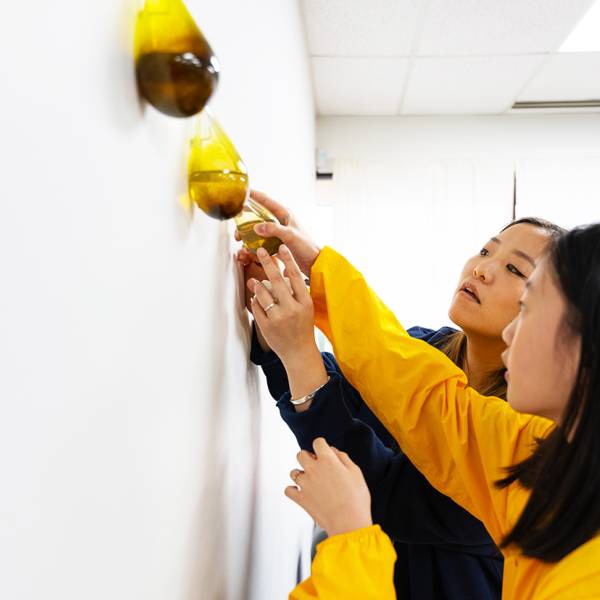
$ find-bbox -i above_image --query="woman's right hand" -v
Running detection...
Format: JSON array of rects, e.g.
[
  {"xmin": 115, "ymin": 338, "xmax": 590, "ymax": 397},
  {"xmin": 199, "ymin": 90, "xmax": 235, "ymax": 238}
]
[
  {"xmin": 236, "ymin": 250, "xmax": 271, "ymax": 352},
  {"xmin": 238, "ymin": 252, "xmax": 267, "ymax": 313},
  {"xmin": 286, "ymin": 438, "xmax": 373, "ymax": 537},
  {"xmin": 236, "ymin": 190, "xmax": 322, "ymax": 277}
]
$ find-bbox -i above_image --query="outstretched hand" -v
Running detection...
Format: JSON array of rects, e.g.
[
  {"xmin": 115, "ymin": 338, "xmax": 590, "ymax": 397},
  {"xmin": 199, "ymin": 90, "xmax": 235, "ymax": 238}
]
[
  {"xmin": 249, "ymin": 245, "xmax": 317, "ymax": 366},
  {"xmin": 249, "ymin": 244, "xmax": 329, "ymax": 404},
  {"xmin": 286, "ymin": 438, "xmax": 373, "ymax": 537},
  {"xmin": 235, "ymin": 190, "xmax": 322, "ymax": 277}
]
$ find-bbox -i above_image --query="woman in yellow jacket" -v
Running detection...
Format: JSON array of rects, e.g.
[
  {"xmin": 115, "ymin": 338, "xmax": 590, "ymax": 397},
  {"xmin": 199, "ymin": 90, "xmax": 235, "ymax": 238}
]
[{"xmin": 248, "ymin": 213, "xmax": 600, "ymax": 598}]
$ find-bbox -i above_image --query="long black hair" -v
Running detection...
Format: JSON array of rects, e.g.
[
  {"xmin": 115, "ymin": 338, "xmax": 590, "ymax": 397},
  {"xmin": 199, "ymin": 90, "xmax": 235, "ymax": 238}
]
[{"xmin": 497, "ymin": 222, "xmax": 600, "ymax": 562}]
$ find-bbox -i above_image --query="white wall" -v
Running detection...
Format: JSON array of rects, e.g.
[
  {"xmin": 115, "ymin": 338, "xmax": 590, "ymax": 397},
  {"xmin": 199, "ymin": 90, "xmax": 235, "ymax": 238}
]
[
  {"xmin": 316, "ymin": 114, "xmax": 600, "ymax": 329},
  {"xmin": 0, "ymin": 1, "xmax": 315, "ymax": 599}
]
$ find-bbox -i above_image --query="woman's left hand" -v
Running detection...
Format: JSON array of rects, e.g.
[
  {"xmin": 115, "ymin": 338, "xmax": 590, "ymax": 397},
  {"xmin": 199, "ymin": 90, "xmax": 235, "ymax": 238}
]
[
  {"xmin": 249, "ymin": 245, "xmax": 317, "ymax": 367},
  {"xmin": 286, "ymin": 438, "xmax": 373, "ymax": 537}
]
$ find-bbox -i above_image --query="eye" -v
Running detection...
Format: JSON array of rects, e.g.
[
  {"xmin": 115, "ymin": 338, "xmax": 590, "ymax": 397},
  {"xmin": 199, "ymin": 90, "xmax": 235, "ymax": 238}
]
[
  {"xmin": 507, "ymin": 264, "xmax": 525, "ymax": 278},
  {"xmin": 479, "ymin": 248, "xmax": 489, "ymax": 256}
]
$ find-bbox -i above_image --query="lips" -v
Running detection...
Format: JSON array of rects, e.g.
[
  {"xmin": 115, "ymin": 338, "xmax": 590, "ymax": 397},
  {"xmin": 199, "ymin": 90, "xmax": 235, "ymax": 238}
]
[{"xmin": 459, "ymin": 282, "xmax": 481, "ymax": 304}]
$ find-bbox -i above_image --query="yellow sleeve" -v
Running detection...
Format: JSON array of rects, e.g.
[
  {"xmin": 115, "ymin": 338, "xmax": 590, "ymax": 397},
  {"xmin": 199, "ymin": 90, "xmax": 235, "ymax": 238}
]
[
  {"xmin": 310, "ymin": 247, "xmax": 554, "ymax": 544},
  {"xmin": 289, "ymin": 525, "xmax": 396, "ymax": 600}
]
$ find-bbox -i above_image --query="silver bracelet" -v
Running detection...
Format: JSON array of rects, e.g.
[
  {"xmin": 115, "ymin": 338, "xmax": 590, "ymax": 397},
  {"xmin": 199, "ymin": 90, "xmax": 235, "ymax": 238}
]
[{"xmin": 290, "ymin": 376, "xmax": 331, "ymax": 406}]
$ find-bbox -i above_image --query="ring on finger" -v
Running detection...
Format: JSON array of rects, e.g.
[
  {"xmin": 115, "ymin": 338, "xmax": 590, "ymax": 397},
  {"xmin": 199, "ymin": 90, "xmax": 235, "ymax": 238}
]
[
  {"xmin": 254, "ymin": 281, "xmax": 278, "ymax": 310},
  {"xmin": 291, "ymin": 469, "xmax": 304, "ymax": 484}
]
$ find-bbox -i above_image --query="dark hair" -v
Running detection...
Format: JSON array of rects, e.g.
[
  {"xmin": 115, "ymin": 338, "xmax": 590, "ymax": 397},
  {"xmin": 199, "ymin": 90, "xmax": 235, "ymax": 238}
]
[
  {"xmin": 438, "ymin": 332, "xmax": 507, "ymax": 398},
  {"xmin": 439, "ymin": 217, "xmax": 566, "ymax": 399},
  {"xmin": 497, "ymin": 222, "xmax": 600, "ymax": 562},
  {"xmin": 501, "ymin": 216, "xmax": 566, "ymax": 237}
]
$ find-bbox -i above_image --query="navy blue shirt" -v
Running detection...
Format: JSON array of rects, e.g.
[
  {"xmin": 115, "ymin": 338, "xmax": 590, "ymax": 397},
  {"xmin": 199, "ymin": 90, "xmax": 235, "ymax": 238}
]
[{"xmin": 251, "ymin": 325, "xmax": 503, "ymax": 600}]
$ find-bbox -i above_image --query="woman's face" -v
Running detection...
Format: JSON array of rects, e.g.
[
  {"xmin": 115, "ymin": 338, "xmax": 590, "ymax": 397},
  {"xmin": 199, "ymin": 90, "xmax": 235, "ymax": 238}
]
[
  {"xmin": 501, "ymin": 260, "xmax": 580, "ymax": 422},
  {"xmin": 448, "ymin": 224, "xmax": 552, "ymax": 340}
]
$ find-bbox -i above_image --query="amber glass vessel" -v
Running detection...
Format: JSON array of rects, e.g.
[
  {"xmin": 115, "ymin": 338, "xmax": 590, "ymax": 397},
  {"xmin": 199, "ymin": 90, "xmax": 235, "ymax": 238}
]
[
  {"xmin": 234, "ymin": 199, "xmax": 282, "ymax": 255},
  {"xmin": 188, "ymin": 109, "xmax": 249, "ymax": 220},
  {"xmin": 135, "ymin": 0, "xmax": 220, "ymax": 118}
]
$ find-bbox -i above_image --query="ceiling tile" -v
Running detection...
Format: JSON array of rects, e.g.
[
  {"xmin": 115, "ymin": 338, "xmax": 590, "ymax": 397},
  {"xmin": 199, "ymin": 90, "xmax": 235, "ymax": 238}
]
[
  {"xmin": 518, "ymin": 52, "xmax": 600, "ymax": 101},
  {"xmin": 402, "ymin": 55, "xmax": 546, "ymax": 114},
  {"xmin": 313, "ymin": 57, "xmax": 409, "ymax": 115},
  {"xmin": 301, "ymin": 0, "xmax": 422, "ymax": 57},
  {"xmin": 417, "ymin": 0, "xmax": 595, "ymax": 56}
]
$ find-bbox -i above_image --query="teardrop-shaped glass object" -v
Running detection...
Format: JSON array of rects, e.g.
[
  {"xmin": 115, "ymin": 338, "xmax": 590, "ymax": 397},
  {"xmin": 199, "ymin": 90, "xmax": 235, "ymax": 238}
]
[
  {"xmin": 234, "ymin": 199, "xmax": 282, "ymax": 255},
  {"xmin": 135, "ymin": 0, "xmax": 220, "ymax": 118},
  {"xmin": 188, "ymin": 108, "xmax": 249, "ymax": 220}
]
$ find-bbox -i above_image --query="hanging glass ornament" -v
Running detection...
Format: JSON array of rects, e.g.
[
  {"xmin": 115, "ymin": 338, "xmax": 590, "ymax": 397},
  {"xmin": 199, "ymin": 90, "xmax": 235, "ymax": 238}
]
[
  {"xmin": 135, "ymin": 0, "xmax": 220, "ymax": 118},
  {"xmin": 188, "ymin": 108, "xmax": 249, "ymax": 220}
]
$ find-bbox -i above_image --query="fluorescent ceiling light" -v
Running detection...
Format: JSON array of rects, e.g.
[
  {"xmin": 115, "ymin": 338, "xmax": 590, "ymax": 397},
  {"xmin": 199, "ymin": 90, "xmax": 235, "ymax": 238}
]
[{"xmin": 560, "ymin": 0, "xmax": 600, "ymax": 52}]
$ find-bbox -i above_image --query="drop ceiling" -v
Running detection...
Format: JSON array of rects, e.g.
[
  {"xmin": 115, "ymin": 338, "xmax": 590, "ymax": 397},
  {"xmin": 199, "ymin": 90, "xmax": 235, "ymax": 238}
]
[{"xmin": 300, "ymin": 0, "xmax": 600, "ymax": 115}]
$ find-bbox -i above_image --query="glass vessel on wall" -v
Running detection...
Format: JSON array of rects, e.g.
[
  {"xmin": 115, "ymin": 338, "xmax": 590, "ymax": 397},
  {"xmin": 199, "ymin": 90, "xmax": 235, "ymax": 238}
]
[
  {"xmin": 188, "ymin": 108, "xmax": 249, "ymax": 220},
  {"xmin": 234, "ymin": 199, "xmax": 282, "ymax": 255},
  {"xmin": 135, "ymin": 0, "xmax": 220, "ymax": 118}
]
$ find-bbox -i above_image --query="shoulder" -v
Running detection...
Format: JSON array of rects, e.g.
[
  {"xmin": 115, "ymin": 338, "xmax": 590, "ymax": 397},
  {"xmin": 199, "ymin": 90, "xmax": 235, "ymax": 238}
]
[
  {"xmin": 535, "ymin": 536, "xmax": 600, "ymax": 599},
  {"xmin": 407, "ymin": 325, "xmax": 458, "ymax": 348}
]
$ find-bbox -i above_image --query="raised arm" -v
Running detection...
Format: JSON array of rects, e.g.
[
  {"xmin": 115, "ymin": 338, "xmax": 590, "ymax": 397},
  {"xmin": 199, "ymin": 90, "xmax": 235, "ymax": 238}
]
[
  {"xmin": 308, "ymin": 246, "xmax": 554, "ymax": 543},
  {"xmin": 250, "ymin": 323, "xmax": 372, "ymax": 417},
  {"xmin": 251, "ymin": 243, "xmax": 552, "ymax": 544}
]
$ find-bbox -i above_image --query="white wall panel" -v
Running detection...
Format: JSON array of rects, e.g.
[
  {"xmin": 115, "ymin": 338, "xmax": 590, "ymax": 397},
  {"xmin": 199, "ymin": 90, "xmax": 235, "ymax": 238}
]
[
  {"xmin": 0, "ymin": 1, "xmax": 315, "ymax": 599},
  {"xmin": 316, "ymin": 114, "xmax": 600, "ymax": 327}
]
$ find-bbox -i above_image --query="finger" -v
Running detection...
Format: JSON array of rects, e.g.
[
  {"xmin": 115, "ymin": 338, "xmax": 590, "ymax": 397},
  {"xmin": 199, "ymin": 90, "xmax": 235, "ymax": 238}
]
[
  {"xmin": 312, "ymin": 437, "xmax": 336, "ymax": 460},
  {"xmin": 237, "ymin": 242, "xmax": 261, "ymax": 262},
  {"xmin": 284, "ymin": 485, "xmax": 305, "ymax": 507},
  {"xmin": 297, "ymin": 450, "xmax": 317, "ymax": 470},
  {"xmin": 277, "ymin": 245, "xmax": 310, "ymax": 303},
  {"xmin": 234, "ymin": 230, "xmax": 242, "ymax": 242},
  {"xmin": 256, "ymin": 248, "xmax": 293, "ymax": 307},
  {"xmin": 250, "ymin": 190, "xmax": 291, "ymax": 226},
  {"xmin": 250, "ymin": 295, "xmax": 268, "ymax": 331},
  {"xmin": 245, "ymin": 263, "xmax": 267, "ymax": 284},
  {"xmin": 290, "ymin": 469, "xmax": 305, "ymax": 486},
  {"xmin": 254, "ymin": 221, "xmax": 293, "ymax": 243},
  {"xmin": 237, "ymin": 249, "xmax": 252, "ymax": 266},
  {"xmin": 252, "ymin": 279, "xmax": 278, "ymax": 312},
  {"xmin": 331, "ymin": 447, "xmax": 356, "ymax": 469}
]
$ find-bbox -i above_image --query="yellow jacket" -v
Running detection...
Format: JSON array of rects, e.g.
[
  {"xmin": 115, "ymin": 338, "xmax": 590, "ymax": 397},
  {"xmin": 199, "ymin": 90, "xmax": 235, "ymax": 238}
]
[
  {"xmin": 289, "ymin": 525, "xmax": 396, "ymax": 600},
  {"xmin": 290, "ymin": 247, "xmax": 600, "ymax": 600}
]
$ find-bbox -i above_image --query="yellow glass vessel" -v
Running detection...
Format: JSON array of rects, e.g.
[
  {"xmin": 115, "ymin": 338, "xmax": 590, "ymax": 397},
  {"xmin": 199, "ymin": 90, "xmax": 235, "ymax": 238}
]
[
  {"xmin": 135, "ymin": 0, "xmax": 220, "ymax": 118},
  {"xmin": 188, "ymin": 109, "xmax": 249, "ymax": 220},
  {"xmin": 234, "ymin": 199, "xmax": 282, "ymax": 255}
]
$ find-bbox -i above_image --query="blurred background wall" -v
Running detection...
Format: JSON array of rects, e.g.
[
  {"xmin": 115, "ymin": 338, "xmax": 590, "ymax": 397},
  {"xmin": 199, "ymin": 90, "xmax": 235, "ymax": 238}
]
[{"xmin": 0, "ymin": 1, "xmax": 315, "ymax": 599}]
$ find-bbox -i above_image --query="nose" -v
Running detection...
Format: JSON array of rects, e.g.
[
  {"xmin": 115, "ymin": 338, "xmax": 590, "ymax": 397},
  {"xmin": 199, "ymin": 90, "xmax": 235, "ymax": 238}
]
[
  {"xmin": 502, "ymin": 317, "xmax": 517, "ymax": 346},
  {"xmin": 473, "ymin": 258, "xmax": 497, "ymax": 282}
]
